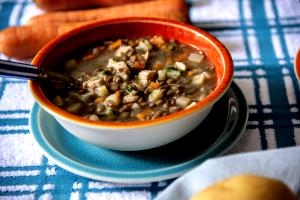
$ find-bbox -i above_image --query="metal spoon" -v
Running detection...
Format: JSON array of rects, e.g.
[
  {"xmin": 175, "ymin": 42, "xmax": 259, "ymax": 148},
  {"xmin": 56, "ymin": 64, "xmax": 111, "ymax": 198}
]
[{"xmin": 0, "ymin": 59, "xmax": 81, "ymax": 89}]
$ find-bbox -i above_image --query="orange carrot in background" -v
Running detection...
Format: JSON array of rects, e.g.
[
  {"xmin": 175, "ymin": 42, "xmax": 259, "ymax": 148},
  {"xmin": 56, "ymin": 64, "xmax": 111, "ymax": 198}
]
[
  {"xmin": 28, "ymin": 0, "xmax": 188, "ymax": 24},
  {"xmin": 0, "ymin": 0, "xmax": 189, "ymax": 59},
  {"xmin": 34, "ymin": 0, "xmax": 150, "ymax": 11},
  {"xmin": 0, "ymin": 23, "xmax": 85, "ymax": 59},
  {"xmin": 0, "ymin": 8, "xmax": 186, "ymax": 59}
]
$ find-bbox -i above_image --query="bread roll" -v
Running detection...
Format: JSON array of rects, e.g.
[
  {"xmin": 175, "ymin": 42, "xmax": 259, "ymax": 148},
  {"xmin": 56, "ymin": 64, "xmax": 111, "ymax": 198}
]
[{"xmin": 190, "ymin": 174, "xmax": 297, "ymax": 200}]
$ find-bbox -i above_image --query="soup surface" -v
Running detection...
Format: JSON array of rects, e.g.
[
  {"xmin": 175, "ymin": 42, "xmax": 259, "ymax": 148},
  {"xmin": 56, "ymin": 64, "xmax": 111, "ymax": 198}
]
[{"xmin": 50, "ymin": 36, "xmax": 216, "ymax": 122}]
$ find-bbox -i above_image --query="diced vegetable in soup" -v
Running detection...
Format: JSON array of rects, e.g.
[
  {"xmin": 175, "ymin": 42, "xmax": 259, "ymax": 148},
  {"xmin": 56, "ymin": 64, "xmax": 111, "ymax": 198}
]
[{"xmin": 50, "ymin": 36, "xmax": 216, "ymax": 122}]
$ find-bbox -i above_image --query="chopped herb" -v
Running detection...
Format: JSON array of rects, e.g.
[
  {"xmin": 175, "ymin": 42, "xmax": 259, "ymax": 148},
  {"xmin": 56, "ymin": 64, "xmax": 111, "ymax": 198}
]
[
  {"xmin": 167, "ymin": 43, "xmax": 175, "ymax": 51},
  {"xmin": 165, "ymin": 67, "xmax": 181, "ymax": 79},
  {"xmin": 126, "ymin": 85, "xmax": 133, "ymax": 93},
  {"xmin": 92, "ymin": 63, "xmax": 101, "ymax": 68},
  {"xmin": 165, "ymin": 67, "xmax": 177, "ymax": 72}
]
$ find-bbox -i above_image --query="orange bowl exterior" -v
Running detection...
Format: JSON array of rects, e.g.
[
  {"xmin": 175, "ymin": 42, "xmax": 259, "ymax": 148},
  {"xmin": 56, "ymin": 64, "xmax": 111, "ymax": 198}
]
[
  {"xmin": 29, "ymin": 17, "xmax": 233, "ymax": 128},
  {"xmin": 294, "ymin": 48, "xmax": 300, "ymax": 80}
]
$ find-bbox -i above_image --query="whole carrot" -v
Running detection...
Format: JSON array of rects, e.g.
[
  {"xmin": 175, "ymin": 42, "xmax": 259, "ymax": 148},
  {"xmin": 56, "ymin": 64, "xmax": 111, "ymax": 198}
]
[
  {"xmin": 34, "ymin": 0, "xmax": 149, "ymax": 11},
  {"xmin": 28, "ymin": 0, "xmax": 188, "ymax": 24},
  {"xmin": 0, "ymin": 23, "xmax": 85, "ymax": 59},
  {"xmin": 0, "ymin": 0, "xmax": 188, "ymax": 59},
  {"xmin": 0, "ymin": 6, "xmax": 188, "ymax": 59}
]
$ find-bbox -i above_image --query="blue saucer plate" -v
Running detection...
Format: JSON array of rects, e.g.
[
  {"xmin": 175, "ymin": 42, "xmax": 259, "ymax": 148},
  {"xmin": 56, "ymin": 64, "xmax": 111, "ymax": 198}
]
[{"xmin": 29, "ymin": 82, "xmax": 248, "ymax": 183}]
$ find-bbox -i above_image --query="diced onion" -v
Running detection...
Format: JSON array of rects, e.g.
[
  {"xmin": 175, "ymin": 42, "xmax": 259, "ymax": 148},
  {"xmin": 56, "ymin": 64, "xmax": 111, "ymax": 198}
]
[
  {"xmin": 136, "ymin": 40, "xmax": 153, "ymax": 51},
  {"xmin": 95, "ymin": 85, "xmax": 109, "ymax": 98},
  {"xmin": 188, "ymin": 53, "xmax": 204, "ymax": 63},
  {"xmin": 175, "ymin": 62, "xmax": 187, "ymax": 71},
  {"xmin": 149, "ymin": 89, "xmax": 163, "ymax": 102}
]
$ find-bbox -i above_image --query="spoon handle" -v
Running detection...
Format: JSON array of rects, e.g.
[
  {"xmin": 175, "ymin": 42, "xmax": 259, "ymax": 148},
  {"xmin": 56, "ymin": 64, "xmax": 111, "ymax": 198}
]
[
  {"xmin": 0, "ymin": 59, "xmax": 39, "ymax": 80},
  {"xmin": 0, "ymin": 59, "xmax": 81, "ymax": 89}
]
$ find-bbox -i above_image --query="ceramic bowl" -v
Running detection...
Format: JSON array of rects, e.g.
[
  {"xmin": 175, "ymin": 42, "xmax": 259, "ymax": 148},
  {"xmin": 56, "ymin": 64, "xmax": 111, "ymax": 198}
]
[{"xmin": 29, "ymin": 17, "xmax": 233, "ymax": 151}]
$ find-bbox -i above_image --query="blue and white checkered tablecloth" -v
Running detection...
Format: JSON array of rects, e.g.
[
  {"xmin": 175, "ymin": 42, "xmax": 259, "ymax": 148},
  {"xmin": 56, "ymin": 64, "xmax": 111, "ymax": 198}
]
[{"xmin": 0, "ymin": 0, "xmax": 300, "ymax": 199}]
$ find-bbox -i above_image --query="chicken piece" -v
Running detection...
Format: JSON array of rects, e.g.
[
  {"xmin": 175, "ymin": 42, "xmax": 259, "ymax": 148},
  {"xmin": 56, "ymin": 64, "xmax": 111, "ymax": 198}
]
[
  {"xmin": 123, "ymin": 94, "xmax": 139, "ymax": 104},
  {"xmin": 107, "ymin": 58, "xmax": 130, "ymax": 74},
  {"xmin": 138, "ymin": 70, "xmax": 156, "ymax": 87},
  {"xmin": 115, "ymin": 45, "xmax": 134, "ymax": 58},
  {"xmin": 104, "ymin": 91, "xmax": 121, "ymax": 107},
  {"xmin": 82, "ymin": 77, "xmax": 103, "ymax": 91}
]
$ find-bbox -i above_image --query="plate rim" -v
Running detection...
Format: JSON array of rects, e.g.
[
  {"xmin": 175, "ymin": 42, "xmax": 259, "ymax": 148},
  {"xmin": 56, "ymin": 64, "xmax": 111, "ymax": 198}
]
[{"xmin": 29, "ymin": 81, "xmax": 248, "ymax": 183}]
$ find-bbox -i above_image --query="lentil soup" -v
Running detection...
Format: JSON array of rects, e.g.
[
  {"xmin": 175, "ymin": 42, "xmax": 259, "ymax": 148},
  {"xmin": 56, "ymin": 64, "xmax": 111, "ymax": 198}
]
[{"xmin": 49, "ymin": 36, "xmax": 216, "ymax": 122}]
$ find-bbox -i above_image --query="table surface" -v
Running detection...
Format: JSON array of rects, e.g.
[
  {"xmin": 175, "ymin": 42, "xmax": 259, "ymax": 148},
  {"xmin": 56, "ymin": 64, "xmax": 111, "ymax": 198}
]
[{"xmin": 0, "ymin": 0, "xmax": 300, "ymax": 199}]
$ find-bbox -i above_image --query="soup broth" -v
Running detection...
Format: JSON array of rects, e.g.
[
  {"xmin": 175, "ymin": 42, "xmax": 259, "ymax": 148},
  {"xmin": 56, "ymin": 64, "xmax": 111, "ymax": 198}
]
[{"xmin": 49, "ymin": 36, "xmax": 216, "ymax": 122}]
